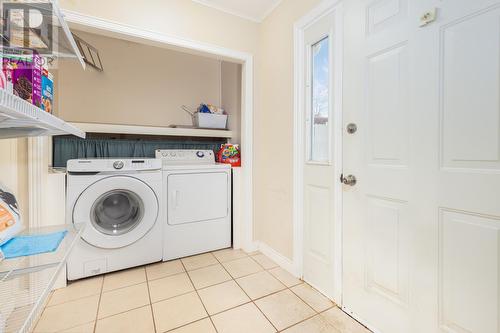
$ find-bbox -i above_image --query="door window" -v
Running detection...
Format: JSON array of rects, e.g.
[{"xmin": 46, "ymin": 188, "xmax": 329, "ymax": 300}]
[
  {"xmin": 91, "ymin": 190, "xmax": 144, "ymax": 236},
  {"xmin": 309, "ymin": 37, "xmax": 330, "ymax": 162}
]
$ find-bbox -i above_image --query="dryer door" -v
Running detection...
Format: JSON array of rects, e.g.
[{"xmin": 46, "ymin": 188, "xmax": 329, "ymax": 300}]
[
  {"xmin": 167, "ymin": 171, "xmax": 229, "ymax": 225},
  {"xmin": 73, "ymin": 176, "xmax": 159, "ymax": 249}
]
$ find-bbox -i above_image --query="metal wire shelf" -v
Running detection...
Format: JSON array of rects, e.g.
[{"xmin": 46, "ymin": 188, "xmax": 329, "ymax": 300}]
[
  {"xmin": 0, "ymin": 89, "xmax": 85, "ymax": 139},
  {"xmin": 0, "ymin": 223, "xmax": 85, "ymax": 333}
]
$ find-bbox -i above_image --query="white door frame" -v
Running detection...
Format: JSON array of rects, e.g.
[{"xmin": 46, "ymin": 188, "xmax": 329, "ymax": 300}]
[
  {"xmin": 29, "ymin": 10, "xmax": 256, "ymax": 253},
  {"xmin": 293, "ymin": 0, "xmax": 343, "ymax": 303}
]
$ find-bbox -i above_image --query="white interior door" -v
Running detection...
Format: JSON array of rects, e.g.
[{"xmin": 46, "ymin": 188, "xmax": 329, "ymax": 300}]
[
  {"xmin": 342, "ymin": 0, "xmax": 414, "ymax": 331},
  {"xmin": 301, "ymin": 10, "xmax": 342, "ymax": 301},
  {"xmin": 426, "ymin": 1, "xmax": 500, "ymax": 332},
  {"xmin": 343, "ymin": 0, "xmax": 500, "ymax": 332}
]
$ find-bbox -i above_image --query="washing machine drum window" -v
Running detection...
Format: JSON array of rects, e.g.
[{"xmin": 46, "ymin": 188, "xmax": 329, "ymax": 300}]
[
  {"xmin": 73, "ymin": 176, "xmax": 159, "ymax": 249},
  {"xmin": 91, "ymin": 190, "xmax": 144, "ymax": 236}
]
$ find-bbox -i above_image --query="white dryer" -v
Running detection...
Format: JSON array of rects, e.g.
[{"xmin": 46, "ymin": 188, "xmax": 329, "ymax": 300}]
[
  {"xmin": 66, "ymin": 159, "xmax": 163, "ymax": 280},
  {"xmin": 156, "ymin": 150, "xmax": 231, "ymax": 261}
]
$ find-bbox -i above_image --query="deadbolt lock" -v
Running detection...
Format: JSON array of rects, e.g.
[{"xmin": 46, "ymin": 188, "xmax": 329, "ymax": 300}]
[
  {"xmin": 346, "ymin": 123, "xmax": 357, "ymax": 134},
  {"xmin": 340, "ymin": 174, "xmax": 357, "ymax": 186}
]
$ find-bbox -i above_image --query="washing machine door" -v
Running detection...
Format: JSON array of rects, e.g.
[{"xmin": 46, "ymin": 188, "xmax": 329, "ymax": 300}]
[{"xmin": 73, "ymin": 176, "xmax": 159, "ymax": 249}]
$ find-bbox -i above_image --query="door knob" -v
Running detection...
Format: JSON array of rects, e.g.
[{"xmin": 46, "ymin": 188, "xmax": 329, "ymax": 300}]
[
  {"xmin": 346, "ymin": 123, "xmax": 357, "ymax": 134},
  {"xmin": 340, "ymin": 174, "xmax": 357, "ymax": 186}
]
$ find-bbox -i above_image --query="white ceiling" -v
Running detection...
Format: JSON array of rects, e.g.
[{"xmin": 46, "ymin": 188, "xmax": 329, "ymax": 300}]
[{"xmin": 192, "ymin": 0, "xmax": 283, "ymax": 22}]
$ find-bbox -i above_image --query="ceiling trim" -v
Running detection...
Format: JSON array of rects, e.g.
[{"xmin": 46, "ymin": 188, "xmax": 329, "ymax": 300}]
[
  {"xmin": 192, "ymin": 0, "xmax": 283, "ymax": 23},
  {"xmin": 258, "ymin": 0, "xmax": 284, "ymax": 22}
]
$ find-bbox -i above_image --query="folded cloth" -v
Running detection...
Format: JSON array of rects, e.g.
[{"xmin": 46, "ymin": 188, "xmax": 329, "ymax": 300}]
[{"xmin": 0, "ymin": 231, "xmax": 67, "ymax": 259}]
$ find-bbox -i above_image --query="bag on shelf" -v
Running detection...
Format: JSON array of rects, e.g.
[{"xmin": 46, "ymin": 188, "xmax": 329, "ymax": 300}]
[{"xmin": 0, "ymin": 183, "xmax": 23, "ymax": 247}]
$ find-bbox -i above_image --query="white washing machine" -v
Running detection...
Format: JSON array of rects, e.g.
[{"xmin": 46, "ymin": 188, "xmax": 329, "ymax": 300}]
[
  {"xmin": 66, "ymin": 158, "xmax": 163, "ymax": 280},
  {"xmin": 156, "ymin": 150, "xmax": 231, "ymax": 261}
]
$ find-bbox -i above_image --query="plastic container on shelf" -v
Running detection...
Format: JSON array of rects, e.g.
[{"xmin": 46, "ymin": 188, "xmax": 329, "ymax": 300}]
[
  {"xmin": 182, "ymin": 105, "xmax": 228, "ymax": 130},
  {"xmin": 194, "ymin": 112, "xmax": 228, "ymax": 129}
]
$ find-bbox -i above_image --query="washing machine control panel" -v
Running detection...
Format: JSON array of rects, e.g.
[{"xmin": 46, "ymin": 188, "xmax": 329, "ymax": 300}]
[
  {"xmin": 67, "ymin": 159, "xmax": 162, "ymax": 172},
  {"xmin": 113, "ymin": 161, "xmax": 124, "ymax": 169},
  {"xmin": 155, "ymin": 149, "xmax": 215, "ymax": 165}
]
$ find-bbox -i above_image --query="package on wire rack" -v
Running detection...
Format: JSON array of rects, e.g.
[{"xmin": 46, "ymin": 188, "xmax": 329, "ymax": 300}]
[{"xmin": 0, "ymin": 183, "xmax": 23, "ymax": 251}]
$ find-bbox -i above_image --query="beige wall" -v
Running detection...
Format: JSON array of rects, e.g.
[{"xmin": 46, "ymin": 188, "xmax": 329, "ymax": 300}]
[
  {"xmin": 56, "ymin": 30, "xmax": 223, "ymax": 128},
  {"xmin": 57, "ymin": 0, "xmax": 323, "ymax": 261},
  {"xmin": 59, "ymin": 0, "xmax": 260, "ymax": 55},
  {"xmin": 221, "ymin": 62, "xmax": 242, "ymax": 143},
  {"xmin": 253, "ymin": 0, "xmax": 323, "ymax": 259}
]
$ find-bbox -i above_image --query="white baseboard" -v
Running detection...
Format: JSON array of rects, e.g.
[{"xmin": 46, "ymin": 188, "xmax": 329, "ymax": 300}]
[
  {"xmin": 242, "ymin": 241, "xmax": 259, "ymax": 254},
  {"xmin": 257, "ymin": 241, "xmax": 299, "ymax": 277}
]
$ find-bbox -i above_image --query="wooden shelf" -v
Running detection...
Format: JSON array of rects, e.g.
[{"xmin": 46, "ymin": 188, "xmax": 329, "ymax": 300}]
[
  {"xmin": 0, "ymin": 90, "xmax": 86, "ymax": 139},
  {"xmin": 69, "ymin": 122, "xmax": 233, "ymax": 138}
]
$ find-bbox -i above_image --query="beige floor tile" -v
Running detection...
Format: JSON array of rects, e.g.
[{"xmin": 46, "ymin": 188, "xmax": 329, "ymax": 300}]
[
  {"xmin": 98, "ymin": 283, "xmax": 150, "ymax": 319},
  {"xmin": 181, "ymin": 253, "xmax": 218, "ymax": 271},
  {"xmin": 251, "ymin": 254, "xmax": 279, "ymax": 269},
  {"xmin": 95, "ymin": 305, "xmax": 155, "ymax": 333},
  {"xmin": 212, "ymin": 248, "xmax": 248, "ymax": 262},
  {"xmin": 34, "ymin": 295, "xmax": 99, "ymax": 332},
  {"xmin": 197, "ymin": 280, "xmax": 250, "ymax": 315},
  {"xmin": 236, "ymin": 271, "xmax": 286, "ymax": 299},
  {"xmin": 102, "ymin": 267, "xmax": 146, "ymax": 292},
  {"xmin": 148, "ymin": 272, "xmax": 194, "ymax": 303},
  {"xmin": 49, "ymin": 276, "xmax": 102, "ymax": 306},
  {"xmin": 146, "ymin": 260, "xmax": 184, "ymax": 280},
  {"xmin": 211, "ymin": 303, "xmax": 276, "ymax": 333},
  {"xmin": 255, "ymin": 289, "xmax": 315, "ymax": 331},
  {"xmin": 222, "ymin": 257, "xmax": 263, "ymax": 278},
  {"xmin": 152, "ymin": 292, "xmax": 207, "ymax": 332},
  {"xmin": 58, "ymin": 322, "xmax": 95, "ymax": 333},
  {"xmin": 268, "ymin": 267, "xmax": 302, "ymax": 287},
  {"xmin": 187, "ymin": 264, "xmax": 232, "ymax": 289},
  {"xmin": 321, "ymin": 307, "xmax": 370, "ymax": 333},
  {"xmin": 283, "ymin": 315, "xmax": 340, "ymax": 333},
  {"xmin": 291, "ymin": 283, "xmax": 334, "ymax": 312},
  {"xmin": 169, "ymin": 318, "xmax": 217, "ymax": 333}
]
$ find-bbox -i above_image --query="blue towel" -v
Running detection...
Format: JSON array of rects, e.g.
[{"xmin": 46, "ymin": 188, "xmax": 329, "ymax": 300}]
[{"xmin": 0, "ymin": 231, "xmax": 68, "ymax": 259}]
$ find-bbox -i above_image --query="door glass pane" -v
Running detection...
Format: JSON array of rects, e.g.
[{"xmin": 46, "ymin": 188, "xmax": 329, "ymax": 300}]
[
  {"xmin": 91, "ymin": 190, "xmax": 144, "ymax": 236},
  {"xmin": 310, "ymin": 37, "xmax": 330, "ymax": 162}
]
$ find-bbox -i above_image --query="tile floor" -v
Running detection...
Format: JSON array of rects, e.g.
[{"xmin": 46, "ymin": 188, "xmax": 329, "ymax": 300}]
[{"xmin": 34, "ymin": 249, "xmax": 371, "ymax": 333}]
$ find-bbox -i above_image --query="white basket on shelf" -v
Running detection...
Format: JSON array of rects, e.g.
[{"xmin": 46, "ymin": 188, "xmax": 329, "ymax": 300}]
[
  {"xmin": 194, "ymin": 113, "xmax": 227, "ymax": 129},
  {"xmin": 182, "ymin": 105, "xmax": 228, "ymax": 130}
]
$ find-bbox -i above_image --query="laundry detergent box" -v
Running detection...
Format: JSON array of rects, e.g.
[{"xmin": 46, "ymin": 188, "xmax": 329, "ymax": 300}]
[
  {"xmin": 2, "ymin": 48, "xmax": 42, "ymax": 107},
  {"xmin": 41, "ymin": 66, "xmax": 54, "ymax": 113}
]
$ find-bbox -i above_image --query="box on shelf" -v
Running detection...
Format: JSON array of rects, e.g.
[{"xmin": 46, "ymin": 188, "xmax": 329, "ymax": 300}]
[
  {"xmin": 2, "ymin": 48, "xmax": 42, "ymax": 107},
  {"xmin": 41, "ymin": 67, "xmax": 54, "ymax": 113}
]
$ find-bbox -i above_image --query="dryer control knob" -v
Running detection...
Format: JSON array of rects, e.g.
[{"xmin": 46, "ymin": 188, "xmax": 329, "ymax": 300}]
[
  {"xmin": 113, "ymin": 161, "xmax": 124, "ymax": 169},
  {"xmin": 196, "ymin": 151, "xmax": 205, "ymax": 158}
]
